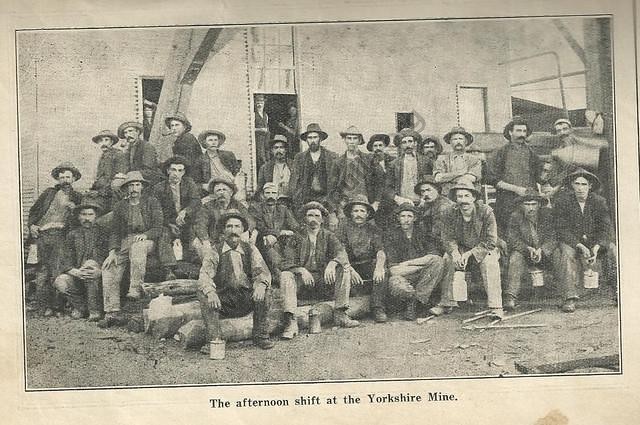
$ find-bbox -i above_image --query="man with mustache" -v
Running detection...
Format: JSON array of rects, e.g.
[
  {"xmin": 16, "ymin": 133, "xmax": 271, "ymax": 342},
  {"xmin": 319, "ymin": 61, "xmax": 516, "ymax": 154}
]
[
  {"xmin": 279, "ymin": 201, "xmax": 359, "ymax": 339},
  {"xmin": 504, "ymin": 189, "xmax": 558, "ymax": 311},
  {"xmin": 117, "ymin": 121, "xmax": 163, "ymax": 185},
  {"xmin": 197, "ymin": 210, "xmax": 275, "ymax": 352},
  {"xmin": 99, "ymin": 171, "xmax": 163, "ymax": 328},
  {"xmin": 90, "ymin": 130, "xmax": 127, "ymax": 211},
  {"xmin": 433, "ymin": 126, "xmax": 482, "ymax": 196},
  {"xmin": 254, "ymin": 94, "xmax": 270, "ymax": 171},
  {"xmin": 53, "ymin": 195, "xmax": 107, "ymax": 321},
  {"xmin": 336, "ymin": 195, "xmax": 389, "ymax": 323},
  {"xmin": 192, "ymin": 130, "xmax": 240, "ymax": 194},
  {"xmin": 166, "ymin": 112, "xmax": 201, "ymax": 168},
  {"xmin": 487, "ymin": 116, "xmax": 541, "ymax": 233},
  {"xmin": 256, "ymin": 134, "xmax": 293, "ymax": 197},
  {"xmin": 367, "ymin": 133, "xmax": 394, "ymax": 221},
  {"xmin": 28, "ymin": 162, "xmax": 82, "ymax": 317},
  {"xmin": 419, "ymin": 135, "xmax": 443, "ymax": 171},
  {"xmin": 441, "ymin": 182, "xmax": 503, "ymax": 319}
]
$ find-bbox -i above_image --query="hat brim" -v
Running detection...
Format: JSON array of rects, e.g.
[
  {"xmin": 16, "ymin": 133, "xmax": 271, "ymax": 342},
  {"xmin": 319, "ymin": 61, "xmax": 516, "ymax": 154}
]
[
  {"xmin": 443, "ymin": 132, "xmax": 474, "ymax": 146},
  {"xmin": 92, "ymin": 134, "xmax": 118, "ymax": 145},
  {"xmin": 393, "ymin": 132, "xmax": 423, "ymax": 147},
  {"xmin": 75, "ymin": 203, "xmax": 103, "ymax": 214},
  {"xmin": 162, "ymin": 157, "xmax": 191, "ymax": 174},
  {"xmin": 216, "ymin": 213, "xmax": 249, "ymax": 232},
  {"xmin": 117, "ymin": 123, "xmax": 144, "ymax": 139},
  {"xmin": 165, "ymin": 116, "xmax": 192, "ymax": 132},
  {"xmin": 300, "ymin": 203, "xmax": 329, "ymax": 217},
  {"xmin": 563, "ymin": 171, "xmax": 601, "ymax": 191},
  {"xmin": 300, "ymin": 130, "xmax": 328, "ymax": 141},
  {"xmin": 269, "ymin": 138, "xmax": 289, "ymax": 149},
  {"xmin": 414, "ymin": 180, "xmax": 441, "ymax": 195},
  {"xmin": 198, "ymin": 131, "xmax": 226, "ymax": 145},
  {"xmin": 394, "ymin": 204, "xmax": 419, "ymax": 216},
  {"xmin": 339, "ymin": 132, "xmax": 365, "ymax": 145},
  {"xmin": 51, "ymin": 166, "xmax": 81, "ymax": 181},
  {"xmin": 366, "ymin": 135, "xmax": 390, "ymax": 151},
  {"xmin": 343, "ymin": 201, "xmax": 375, "ymax": 219},
  {"xmin": 448, "ymin": 186, "xmax": 481, "ymax": 199},
  {"xmin": 208, "ymin": 179, "xmax": 237, "ymax": 194}
]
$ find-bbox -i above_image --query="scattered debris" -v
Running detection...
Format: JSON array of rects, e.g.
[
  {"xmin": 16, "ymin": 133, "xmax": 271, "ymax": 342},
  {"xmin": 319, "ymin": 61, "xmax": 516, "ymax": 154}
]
[
  {"xmin": 515, "ymin": 354, "xmax": 619, "ymax": 374},
  {"xmin": 495, "ymin": 309, "xmax": 542, "ymax": 323},
  {"xmin": 417, "ymin": 315, "xmax": 436, "ymax": 324},
  {"xmin": 463, "ymin": 323, "xmax": 547, "ymax": 330},
  {"xmin": 462, "ymin": 313, "xmax": 491, "ymax": 324},
  {"xmin": 410, "ymin": 338, "xmax": 431, "ymax": 344}
]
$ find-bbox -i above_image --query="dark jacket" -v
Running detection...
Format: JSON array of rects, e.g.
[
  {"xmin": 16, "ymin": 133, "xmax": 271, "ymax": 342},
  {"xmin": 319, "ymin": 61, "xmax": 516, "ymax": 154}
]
[
  {"xmin": 327, "ymin": 150, "xmax": 375, "ymax": 207},
  {"xmin": 486, "ymin": 142, "xmax": 541, "ymax": 190},
  {"xmin": 384, "ymin": 225, "xmax": 441, "ymax": 265},
  {"xmin": 289, "ymin": 147, "xmax": 338, "ymax": 207},
  {"xmin": 127, "ymin": 139, "xmax": 163, "ymax": 184},
  {"xmin": 248, "ymin": 201, "xmax": 300, "ymax": 237},
  {"xmin": 172, "ymin": 132, "xmax": 201, "ymax": 168},
  {"xmin": 553, "ymin": 191, "xmax": 612, "ymax": 249},
  {"xmin": 280, "ymin": 228, "xmax": 349, "ymax": 272},
  {"xmin": 61, "ymin": 224, "xmax": 109, "ymax": 272},
  {"xmin": 151, "ymin": 176, "xmax": 201, "ymax": 226},
  {"xmin": 257, "ymin": 159, "xmax": 293, "ymax": 194},
  {"xmin": 28, "ymin": 186, "xmax": 82, "ymax": 228},
  {"xmin": 442, "ymin": 203, "xmax": 498, "ymax": 262},
  {"xmin": 384, "ymin": 153, "xmax": 433, "ymax": 201},
  {"xmin": 191, "ymin": 150, "xmax": 240, "ymax": 185},
  {"xmin": 92, "ymin": 148, "xmax": 128, "ymax": 192},
  {"xmin": 109, "ymin": 194, "xmax": 163, "ymax": 250},
  {"xmin": 417, "ymin": 195, "xmax": 455, "ymax": 255},
  {"xmin": 369, "ymin": 153, "xmax": 395, "ymax": 203},
  {"xmin": 507, "ymin": 207, "xmax": 557, "ymax": 257},
  {"xmin": 194, "ymin": 199, "xmax": 253, "ymax": 242}
]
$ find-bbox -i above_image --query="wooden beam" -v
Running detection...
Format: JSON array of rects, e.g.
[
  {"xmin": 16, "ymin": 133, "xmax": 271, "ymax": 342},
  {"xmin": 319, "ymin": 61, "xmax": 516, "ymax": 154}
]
[
  {"xmin": 181, "ymin": 28, "xmax": 221, "ymax": 85},
  {"xmin": 552, "ymin": 19, "xmax": 587, "ymax": 66},
  {"xmin": 515, "ymin": 354, "xmax": 620, "ymax": 374}
]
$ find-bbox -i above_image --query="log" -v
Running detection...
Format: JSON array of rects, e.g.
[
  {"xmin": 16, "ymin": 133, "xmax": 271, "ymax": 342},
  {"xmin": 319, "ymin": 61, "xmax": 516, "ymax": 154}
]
[
  {"xmin": 144, "ymin": 294, "xmax": 202, "ymax": 338},
  {"xmin": 515, "ymin": 354, "xmax": 620, "ymax": 374},
  {"xmin": 142, "ymin": 279, "xmax": 199, "ymax": 297}
]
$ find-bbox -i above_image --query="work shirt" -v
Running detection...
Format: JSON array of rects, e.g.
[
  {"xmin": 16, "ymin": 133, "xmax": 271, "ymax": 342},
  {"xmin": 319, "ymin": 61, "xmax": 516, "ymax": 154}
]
[
  {"xmin": 384, "ymin": 226, "xmax": 440, "ymax": 265},
  {"xmin": 442, "ymin": 203, "xmax": 498, "ymax": 262},
  {"xmin": 400, "ymin": 154, "xmax": 418, "ymax": 199},
  {"xmin": 209, "ymin": 153, "xmax": 235, "ymax": 182},
  {"xmin": 336, "ymin": 221, "xmax": 384, "ymax": 265},
  {"xmin": 272, "ymin": 162, "xmax": 291, "ymax": 194},
  {"xmin": 38, "ymin": 189, "xmax": 70, "ymax": 229}
]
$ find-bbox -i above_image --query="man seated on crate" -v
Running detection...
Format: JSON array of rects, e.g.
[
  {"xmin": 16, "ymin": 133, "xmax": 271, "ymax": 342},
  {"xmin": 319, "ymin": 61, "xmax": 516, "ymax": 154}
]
[
  {"xmin": 504, "ymin": 188, "xmax": 558, "ymax": 311},
  {"xmin": 553, "ymin": 168, "xmax": 616, "ymax": 313}
]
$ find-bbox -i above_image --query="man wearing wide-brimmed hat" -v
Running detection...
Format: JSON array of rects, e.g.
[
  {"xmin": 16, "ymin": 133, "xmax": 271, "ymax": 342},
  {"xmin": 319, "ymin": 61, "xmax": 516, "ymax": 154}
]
[
  {"xmin": 90, "ymin": 130, "xmax": 128, "ymax": 211},
  {"xmin": 152, "ymin": 156, "xmax": 202, "ymax": 279},
  {"xmin": 419, "ymin": 134, "xmax": 443, "ymax": 170},
  {"xmin": 290, "ymin": 123, "xmax": 338, "ymax": 209},
  {"xmin": 504, "ymin": 188, "xmax": 558, "ymax": 311},
  {"xmin": 257, "ymin": 134, "xmax": 293, "ymax": 197},
  {"xmin": 384, "ymin": 202, "xmax": 444, "ymax": 321},
  {"xmin": 166, "ymin": 111, "xmax": 201, "ymax": 168},
  {"xmin": 99, "ymin": 171, "xmax": 163, "ymax": 328},
  {"xmin": 28, "ymin": 162, "xmax": 83, "ymax": 317},
  {"xmin": 433, "ymin": 126, "xmax": 482, "ymax": 197},
  {"xmin": 553, "ymin": 168, "xmax": 616, "ymax": 313},
  {"xmin": 53, "ymin": 194, "xmax": 108, "ymax": 321},
  {"xmin": 197, "ymin": 209, "xmax": 275, "ymax": 351},
  {"xmin": 336, "ymin": 195, "xmax": 389, "ymax": 322},
  {"xmin": 414, "ymin": 176, "xmax": 455, "ymax": 251},
  {"xmin": 441, "ymin": 181, "xmax": 503, "ymax": 319},
  {"xmin": 366, "ymin": 133, "xmax": 394, "ymax": 220},
  {"xmin": 279, "ymin": 201, "xmax": 359, "ymax": 339},
  {"xmin": 486, "ymin": 116, "xmax": 541, "ymax": 233},
  {"xmin": 117, "ymin": 120, "xmax": 163, "ymax": 185},
  {"xmin": 192, "ymin": 129, "xmax": 240, "ymax": 192}
]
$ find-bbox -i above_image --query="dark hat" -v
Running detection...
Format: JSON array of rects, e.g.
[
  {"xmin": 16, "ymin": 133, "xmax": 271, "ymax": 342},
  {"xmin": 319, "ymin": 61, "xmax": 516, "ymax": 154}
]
[
  {"xmin": 443, "ymin": 126, "xmax": 474, "ymax": 146},
  {"xmin": 161, "ymin": 155, "xmax": 190, "ymax": 174},
  {"xmin": 143, "ymin": 99, "xmax": 157, "ymax": 110},
  {"xmin": 563, "ymin": 168, "xmax": 601, "ymax": 192},
  {"xmin": 414, "ymin": 175, "xmax": 442, "ymax": 195},
  {"xmin": 517, "ymin": 188, "xmax": 544, "ymax": 204},
  {"xmin": 208, "ymin": 178, "xmax": 237, "ymax": 194},
  {"xmin": 165, "ymin": 112, "xmax": 192, "ymax": 132},
  {"xmin": 339, "ymin": 125, "xmax": 365, "ymax": 145},
  {"xmin": 255, "ymin": 94, "xmax": 266, "ymax": 102},
  {"xmin": 91, "ymin": 130, "xmax": 119, "ymax": 145},
  {"xmin": 393, "ymin": 128, "xmax": 422, "ymax": 146},
  {"xmin": 51, "ymin": 162, "xmax": 81, "ymax": 180},
  {"xmin": 269, "ymin": 134, "xmax": 289, "ymax": 149},
  {"xmin": 300, "ymin": 201, "xmax": 329, "ymax": 217},
  {"xmin": 394, "ymin": 202, "xmax": 419, "ymax": 216},
  {"xmin": 343, "ymin": 194, "xmax": 375, "ymax": 219},
  {"xmin": 503, "ymin": 116, "xmax": 533, "ymax": 140},
  {"xmin": 198, "ymin": 129, "xmax": 226, "ymax": 146},
  {"xmin": 449, "ymin": 181, "xmax": 481, "ymax": 199},
  {"xmin": 74, "ymin": 193, "xmax": 104, "ymax": 215},
  {"xmin": 216, "ymin": 209, "xmax": 249, "ymax": 232},
  {"xmin": 117, "ymin": 121, "xmax": 144, "ymax": 139},
  {"xmin": 300, "ymin": 123, "xmax": 328, "ymax": 142},
  {"xmin": 419, "ymin": 135, "xmax": 443, "ymax": 154},
  {"xmin": 366, "ymin": 133, "xmax": 391, "ymax": 152},
  {"xmin": 122, "ymin": 171, "xmax": 148, "ymax": 186}
]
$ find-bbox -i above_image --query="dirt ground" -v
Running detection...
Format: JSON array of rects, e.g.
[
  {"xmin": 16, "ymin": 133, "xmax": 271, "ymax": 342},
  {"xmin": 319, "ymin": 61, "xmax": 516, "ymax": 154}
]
[{"xmin": 24, "ymin": 284, "xmax": 620, "ymax": 389}]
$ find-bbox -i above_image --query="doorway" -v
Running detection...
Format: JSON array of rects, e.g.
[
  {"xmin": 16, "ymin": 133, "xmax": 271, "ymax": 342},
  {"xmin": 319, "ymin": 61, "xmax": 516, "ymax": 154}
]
[{"xmin": 253, "ymin": 93, "xmax": 299, "ymax": 170}]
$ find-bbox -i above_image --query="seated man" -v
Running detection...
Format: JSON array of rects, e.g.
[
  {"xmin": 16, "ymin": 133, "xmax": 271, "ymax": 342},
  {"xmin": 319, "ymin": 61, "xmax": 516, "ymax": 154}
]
[
  {"xmin": 553, "ymin": 168, "xmax": 616, "ymax": 313},
  {"xmin": 100, "ymin": 171, "xmax": 163, "ymax": 328},
  {"xmin": 441, "ymin": 181, "xmax": 503, "ymax": 318},
  {"xmin": 336, "ymin": 195, "xmax": 388, "ymax": 323},
  {"xmin": 504, "ymin": 189, "xmax": 558, "ymax": 311},
  {"xmin": 279, "ymin": 201, "xmax": 359, "ymax": 339},
  {"xmin": 196, "ymin": 210, "xmax": 275, "ymax": 351},
  {"xmin": 385, "ymin": 203, "xmax": 444, "ymax": 321},
  {"xmin": 192, "ymin": 130, "xmax": 239, "ymax": 194},
  {"xmin": 53, "ymin": 195, "xmax": 107, "ymax": 321}
]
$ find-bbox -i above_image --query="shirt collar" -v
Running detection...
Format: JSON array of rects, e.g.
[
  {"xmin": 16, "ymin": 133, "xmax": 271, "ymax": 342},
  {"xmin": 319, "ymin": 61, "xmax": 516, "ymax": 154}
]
[{"xmin": 221, "ymin": 241, "xmax": 245, "ymax": 255}]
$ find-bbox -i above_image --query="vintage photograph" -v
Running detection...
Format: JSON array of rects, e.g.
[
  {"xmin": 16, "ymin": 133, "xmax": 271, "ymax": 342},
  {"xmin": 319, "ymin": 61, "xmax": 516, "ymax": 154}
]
[{"xmin": 17, "ymin": 16, "xmax": 620, "ymax": 389}]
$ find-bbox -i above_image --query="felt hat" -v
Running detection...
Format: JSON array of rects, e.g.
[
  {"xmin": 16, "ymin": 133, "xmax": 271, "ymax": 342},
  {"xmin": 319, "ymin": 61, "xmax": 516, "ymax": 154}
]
[
  {"xmin": 262, "ymin": 182, "xmax": 278, "ymax": 192},
  {"xmin": 503, "ymin": 116, "xmax": 533, "ymax": 140},
  {"xmin": 122, "ymin": 171, "xmax": 148, "ymax": 186},
  {"xmin": 74, "ymin": 193, "xmax": 104, "ymax": 215},
  {"xmin": 300, "ymin": 201, "xmax": 329, "ymax": 217},
  {"xmin": 339, "ymin": 125, "xmax": 365, "ymax": 145},
  {"xmin": 414, "ymin": 175, "xmax": 442, "ymax": 195},
  {"xmin": 394, "ymin": 202, "xmax": 419, "ymax": 216},
  {"xmin": 366, "ymin": 133, "xmax": 391, "ymax": 152},
  {"xmin": 197, "ymin": 129, "xmax": 226, "ymax": 146},
  {"xmin": 343, "ymin": 194, "xmax": 375, "ymax": 219},
  {"xmin": 563, "ymin": 168, "xmax": 601, "ymax": 192},
  {"xmin": 51, "ymin": 162, "xmax": 81, "ymax": 180},
  {"xmin": 443, "ymin": 126, "xmax": 474, "ymax": 146},
  {"xmin": 393, "ymin": 128, "xmax": 422, "ymax": 147},
  {"xmin": 216, "ymin": 209, "xmax": 249, "ymax": 232},
  {"xmin": 117, "ymin": 121, "xmax": 144, "ymax": 139},
  {"xmin": 164, "ymin": 112, "xmax": 192, "ymax": 132},
  {"xmin": 300, "ymin": 123, "xmax": 328, "ymax": 142},
  {"xmin": 91, "ymin": 130, "xmax": 119, "ymax": 145},
  {"xmin": 517, "ymin": 188, "xmax": 544, "ymax": 204},
  {"xmin": 161, "ymin": 155, "xmax": 190, "ymax": 174},
  {"xmin": 208, "ymin": 178, "xmax": 237, "ymax": 194},
  {"xmin": 449, "ymin": 181, "xmax": 482, "ymax": 200},
  {"xmin": 419, "ymin": 135, "xmax": 443, "ymax": 154},
  {"xmin": 143, "ymin": 99, "xmax": 157, "ymax": 110},
  {"xmin": 255, "ymin": 94, "xmax": 266, "ymax": 102},
  {"xmin": 269, "ymin": 134, "xmax": 289, "ymax": 149}
]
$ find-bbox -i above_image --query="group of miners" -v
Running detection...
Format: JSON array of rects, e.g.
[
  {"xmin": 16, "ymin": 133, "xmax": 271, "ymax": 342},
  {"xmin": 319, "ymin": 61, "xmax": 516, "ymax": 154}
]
[{"xmin": 26, "ymin": 112, "xmax": 616, "ymax": 353}]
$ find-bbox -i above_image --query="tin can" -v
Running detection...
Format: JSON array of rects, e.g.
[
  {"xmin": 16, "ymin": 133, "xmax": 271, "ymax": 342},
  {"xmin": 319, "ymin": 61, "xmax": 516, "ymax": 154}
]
[
  {"xmin": 452, "ymin": 271, "xmax": 468, "ymax": 302},
  {"xmin": 583, "ymin": 269, "xmax": 599, "ymax": 289},
  {"xmin": 209, "ymin": 339, "xmax": 226, "ymax": 360},
  {"xmin": 529, "ymin": 268, "xmax": 544, "ymax": 287},
  {"xmin": 308, "ymin": 309, "xmax": 322, "ymax": 334}
]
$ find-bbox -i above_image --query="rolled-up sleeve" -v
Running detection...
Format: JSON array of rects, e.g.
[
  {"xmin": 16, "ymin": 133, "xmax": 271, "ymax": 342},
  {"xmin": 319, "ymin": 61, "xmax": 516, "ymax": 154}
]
[{"xmin": 198, "ymin": 249, "xmax": 220, "ymax": 296}]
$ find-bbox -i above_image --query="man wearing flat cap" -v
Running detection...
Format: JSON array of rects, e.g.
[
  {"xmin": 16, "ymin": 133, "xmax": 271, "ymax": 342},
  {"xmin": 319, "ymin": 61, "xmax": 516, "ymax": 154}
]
[
  {"xmin": 367, "ymin": 133, "xmax": 395, "ymax": 221},
  {"xmin": 553, "ymin": 168, "xmax": 616, "ymax": 313},
  {"xmin": 197, "ymin": 209, "xmax": 275, "ymax": 351},
  {"xmin": 152, "ymin": 156, "xmax": 202, "ymax": 280},
  {"xmin": 117, "ymin": 121, "xmax": 163, "ymax": 185},
  {"xmin": 167, "ymin": 112, "xmax": 201, "ymax": 168},
  {"xmin": 257, "ymin": 134, "xmax": 293, "ymax": 197},
  {"xmin": 441, "ymin": 181, "xmax": 503, "ymax": 318},
  {"xmin": 433, "ymin": 126, "xmax": 482, "ymax": 197},
  {"xmin": 504, "ymin": 188, "xmax": 558, "ymax": 311},
  {"xmin": 192, "ymin": 129, "xmax": 240, "ymax": 194},
  {"xmin": 28, "ymin": 162, "xmax": 82, "ymax": 317},
  {"xmin": 99, "ymin": 171, "xmax": 163, "ymax": 328},
  {"xmin": 279, "ymin": 201, "xmax": 359, "ymax": 339},
  {"xmin": 90, "ymin": 130, "xmax": 128, "ymax": 211}
]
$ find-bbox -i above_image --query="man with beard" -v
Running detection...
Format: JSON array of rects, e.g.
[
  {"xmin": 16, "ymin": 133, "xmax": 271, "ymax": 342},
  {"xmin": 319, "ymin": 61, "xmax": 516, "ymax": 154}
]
[
  {"xmin": 433, "ymin": 126, "xmax": 482, "ymax": 196},
  {"xmin": 279, "ymin": 201, "xmax": 359, "ymax": 339},
  {"xmin": 367, "ymin": 133, "xmax": 394, "ymax": 221},
  {"xmin": 256, "ymin": 134, "xmax": 293, "ymax": 196},
  {"xmin": 419, "ymin": 135, "xmax": 443, "ymax": 172},
  {"xmin": 385, "ymin": 128, "xmax": 432, "ymax": 207},
  {"xmin": 254, "ymin": 94, "xmax": 270, "ymax": 171},
  {"xmin": 385, "ymin": 203, "xmax": 444, "ymax": 321},
  {"xmin": 166, "ymin": 112, "xmax": 201, "ymax": 168},
  {"xmin": 152, "ymin": 156, "xmax": 201, "ymax": 279},
  {"xmin": 441, "ymin": 182, "xmax": 503, "ymax": 318},
  {"xmin": 553, "ymin": 169, "xmax": 616, "ymax": 313},
  {"xmin": 193, "ymin": 179, "xmax": 253, "ymax": 260},
  {"xmin": 197, "ymin": 210, "xmax": 275, "ymax": 351},
  {"xmin": 90, "ymin": 130, "xmax": 127, "ymax": 211},
  {"xmin": 487, "ymin": 116, "xmax": 541, "ymax": 233},
  {"xmin": 117, "ymin": 121, "xmax": 163, "ymax": 185},
  {"xmin": 336, "ymin": 195, "xmax": 388, "ymax": 323},
  {"xmin": 53, "ymin": 195, "xmax": 107, "ymax": 321},
  {"xmin": 28, "ymin": 162, "xmax": 82, "ymax": 317},
  {"xmin": 99, "ymin": 171, "xmax": 163, "ymax": 328},
  {"xmin": 192, "ymin": 130, "xmax": 239, "ymax": 193}
]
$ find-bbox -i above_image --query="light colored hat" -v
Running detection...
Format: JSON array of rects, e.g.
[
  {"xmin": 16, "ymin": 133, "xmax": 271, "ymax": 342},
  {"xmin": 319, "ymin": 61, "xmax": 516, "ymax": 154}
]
[
  {"xmin": 91, "ymin": 130, "xmax": 118, "ymax": 145},
  {"xmin": 198, "ymin": 129, "xmax": 226, "ymax": 146},
  {"xmin": 117, "ymin": 121, "xmax": 144, "ymax": 139},
  {"xmin": 122, "ymin": 171, "xmax": 148, "ymax": 186},
  {"xmin": 343, "ymin": 194, "xmax": 375, "ymax": 218},
  {"xmin": 164, "ymin": 112, "xmax": 192, "ymax": 132},
  {"xmin": 443, "ymin": 126, "xmax": 474, "ymax": 146},
  {"xmin": 339, "ymin": 125, "xmax": 365, "ymax": 145}
]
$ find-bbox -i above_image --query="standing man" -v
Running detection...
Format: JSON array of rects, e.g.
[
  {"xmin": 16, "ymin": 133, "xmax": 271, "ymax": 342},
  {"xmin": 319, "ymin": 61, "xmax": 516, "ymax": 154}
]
[
  {"xmin": 487, "ymin": 116, "xmax": 541, "ymax": 233},
  {"xmin": 197, "ymin": 210, "xmax": 275, "ymax": 351},
  {"xmin": 166, "ymin": 112, "xmax": 201, "ymax": 168},
  {"xmin": 336, "ymin": 195, "xmax": 388, "ymax": 323},
  {"xmin": 99, "ymin": 171, "xmax": 163, "ymax": 328},
  {"xmin": 142, "ymin": 99, "xmax": 157, "ymax": 142},
  {"xmin": 367, "ymin": 133, "xmax": 394, "ymax": 222},
  {"xmin": 53, "ymin": 195, "xmax": 107, "ymax": 321},
  {"xmin": 192, "ymin": 129, "xmax": 239, "ymax": 193},
  {"xmin": 254, "ymin": 94, "xmax": 270, "ymax": 171},
  {"xmin": 279, "ymin": 201, "xmax": 359, "ymax": 339},
  {"xmin": 152, "ymin": 156, "xmax": 201, "ymax": 279},
  {"xmin": 28, "ymin": 162, "xmax": 82, "ymax": 317},
  {"xmin": 433, "ymin": 126, "xmax": 482, "ymax": 196},
  {"xmin": 278, "ymin": 101, "xmax": 300, "ymax": 156},
  {"xmin": 90, "ymin": 130, "xmax": 128, "ymax": 211},
  {"xmin": 419, "ymin": 135, "xmax": 443, "ymax": 172},
  {"xmin": 117, "ymin": 121, "xmax": 163, "ymax": 185},
  {"xmin": 441, "ymin": 182, "xmax": 503, "ymax": 318},
  {"xmin": 257, "ymin": 134, "xmax": 293, "ymax": 197}
]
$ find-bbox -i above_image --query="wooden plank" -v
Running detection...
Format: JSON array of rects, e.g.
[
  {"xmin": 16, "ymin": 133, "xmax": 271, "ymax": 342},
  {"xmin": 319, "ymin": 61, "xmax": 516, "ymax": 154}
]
[{"xmin": 515, "ymin": 354, "xmax": 619, "ymax": 374}]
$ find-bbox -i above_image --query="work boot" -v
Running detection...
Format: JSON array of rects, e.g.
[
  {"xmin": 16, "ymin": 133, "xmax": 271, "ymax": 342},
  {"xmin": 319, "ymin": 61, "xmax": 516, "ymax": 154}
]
[
  {"xmin": 404, "ymin": 299, "xmax": 417, "ymax": 321},
  {"xmin": 87, "ymin": 312, "xmax": 102, "ymax": 322},
  {"xmin": 281, "ymin": 314, "xmax": 299, "ymax": 340},
  {"xmin": 561, "ymin": 299, "xmax": 576, "ymax": 313},
  {"xmin": 428, "ymin": 305, "xmax": 453, "ymax": 316},
  {"xmin": 70, "ymin": 308, "xmax": 86, "ymax": 320},
  {"xmin": 503, "ymin": 295, "xmax": 517, "ymax": 312},
  {"xmin": 97, "ymin": 312, "xmax": 125, "ymax": 328},
  {"xmin": 335, "ymin": 308, "xmax": 360, "ymax": 328},
  {"xmin": 488, "ymin": 308, "xmax": 504, "ymax": 320},
  {"xmin": 253, "ymin": 337, "xmax": 275, "ymax": 350},
  {"xmin": 372, "ymin": 307, "xmax": 388, "ymax": 323}
]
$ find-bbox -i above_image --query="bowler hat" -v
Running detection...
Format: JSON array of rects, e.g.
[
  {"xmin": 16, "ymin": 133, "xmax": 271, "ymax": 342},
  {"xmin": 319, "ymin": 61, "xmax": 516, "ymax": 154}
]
[
  {"xmin": 122, "ymin": 171, "xmax": 148, "ymax": 186},
  {"xmin": 393, "ymin": 128, "xmax": 422, "ymax": 147},
  {"xmin": 51, "ymin": 162, "xmax": 81, "ymax": 180},
  {"xmin": 503, "ymin": 116, "xmax": 533, "ymax": 141},
  {"xmin": 269, "ymin": 134, "xmax": 289, "ymax": 149},
  {"xmin": 443, "ymin": 126, "xmax": 474, "ymax": 146},
  {"xmin": 198, "ymin": 129, "xmax": 226, "ymax": 146},
  {"xmin": 419, "ymin": 135, "xmax": 443, "ymax": 154},
  {"xmin": 208, "ymin": 178, "xmax": 237, "ymax": 194},
  {"xmin": 300, "ymin": 123, "xmax": 328, "ymax": 141},
  {"xmin": 414, "ymin": 175, "xmax": 442, "ymax": 195},
  {"xmin": 117, "ymin": 121, "xmax": 144, "ymax": 139},
  {"xmin": 161, "ymin": 155, "xmax": 190, "ymax": 174},
  {"xmin": 165, "ymin": 112, "xmax": 192, "ymax": 132},
  {"xmin": 366, "ymin": 133, "xmax": 390, "ymax": 152},
  {"xmin": 216, "ymin": 209, "xmax": 249, "ymax": 232},
  {"xmin": 563, "ymin": 168, "xmax": 601, "ymax": 192},
  {"xmin": 517, "ymin": 188, "xmax": 544, "ymax": 204},
  {"xmin": 394, "ymin": 202, "xmax": 419, "ymax": 216},
  {"xmin": 449, "ymin": 181, "xmax": 481, "ymax": 199},
  {"xmin": 300, "ymin": 201, "xmax": 329, "ymax": 217},
  {"xmin": 91, "ymin": 130, "xmax": 119, "ymax": 145},
  {"xmin": 343, "ymin": 194, "xmax": 375, "ymax": 219},
  {"xmin": 339, "ymin": 125, "xmax": 365, "ymax": 145}
]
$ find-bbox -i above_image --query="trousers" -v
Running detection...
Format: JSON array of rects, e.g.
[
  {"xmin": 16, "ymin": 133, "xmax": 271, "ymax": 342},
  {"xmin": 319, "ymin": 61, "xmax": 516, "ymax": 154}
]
[
  {"xmin": 53, "ymin": 271, "xmax": 102, "ymax": 314},
  {"xmin": 34, "ymin": 229, "xmax": 66, "ymax": 311},
  {"xmin": 556, "ymin": 243, "xmax": 618, "ymax": 301},
  {"xmin": 351, "ymin": 261, "xmax": 388, "ymax": 309},
  {"xmin": 280, "ymin": 266, "xmax": 350, "ymax": 314},
  {"xmin": 505, "ymin": 250, "xmax": 562, "ymax": 300},
  {"xmin": 388, "ymin": 254, "xmax": 444, "ymax": 305}
]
